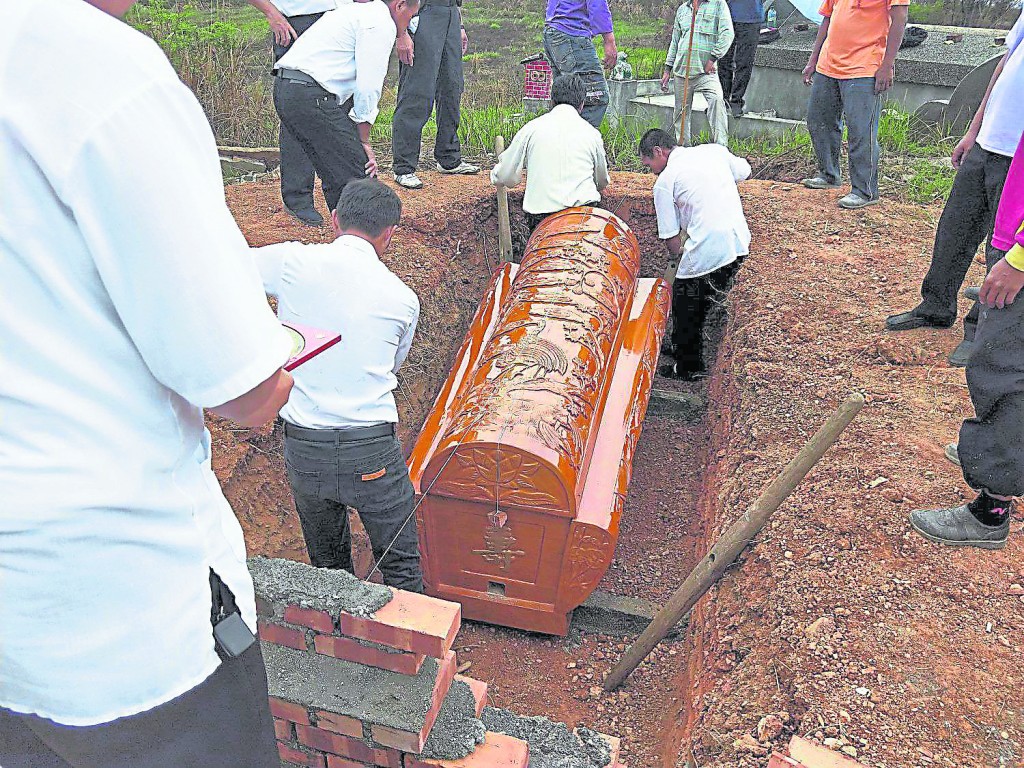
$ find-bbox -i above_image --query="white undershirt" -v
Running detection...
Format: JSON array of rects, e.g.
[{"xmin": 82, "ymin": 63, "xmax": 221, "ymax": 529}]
[
  {"xmin": 653, "ymin": 144, "xmax": 752, "ymax": 279},
  {"xmin": 255, "ymin": 236, "xmax": 420, "ymax": 428},
  {"xmin": 0, "ymin": 0, "xmax": 291, "ymax": 725},
  {"xmin": 490, "ymin": 104, "xmax": 611, "ymax": 215},
  {"xmin": 275, "ymin": 2, "xmax": 397, "ymax": 125},
  {"xmin": 976, "ymin": 12, "xmax": 1024, "ymax": 158}
]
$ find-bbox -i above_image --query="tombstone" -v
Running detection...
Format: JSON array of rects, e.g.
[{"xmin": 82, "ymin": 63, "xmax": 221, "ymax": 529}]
[
  {"xmin": 408, "ymin": 207, "xmax": 670, "ymax": 635},
  {"xmin": 521, "ymin": 53, "xmax": 553, "ymax": 113}
]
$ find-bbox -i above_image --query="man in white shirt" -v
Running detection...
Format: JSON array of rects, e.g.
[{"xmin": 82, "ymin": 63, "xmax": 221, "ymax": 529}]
[
  {"xmin": 249, "ymin": 0, "xmax": 344, "ymax": 225},
  {"xmin": 0, "ymin": 0, "xmax": 294, "ymax": 765},
  {"xmin": 255, "ymin": 179, "xmax": 424, "ymax": 592},
  {"xmin": 639, "ymin": 128, "xmax": 751, "ymax": 380},
  {"xmin": 885, "ymin": 11, "xmax": 1024, "ymax": 368},
  {"xmin": 273, "ymin": 0, "xmax": 420, "ymax": 212},
  {"xmin": 491, "ymin": 74, "xmax": 611, "ymax": 233}
]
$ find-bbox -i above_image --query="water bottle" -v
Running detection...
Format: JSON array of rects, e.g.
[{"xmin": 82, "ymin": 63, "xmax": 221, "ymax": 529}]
[{"xmin": 766, "ymin": 6, "xmax": 777, "ymax": 27}]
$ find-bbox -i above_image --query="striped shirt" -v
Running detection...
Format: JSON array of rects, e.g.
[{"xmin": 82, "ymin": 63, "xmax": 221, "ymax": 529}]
[{"xmin": 665, "ymin": 0, "xmax": 735, "ymax": 79}]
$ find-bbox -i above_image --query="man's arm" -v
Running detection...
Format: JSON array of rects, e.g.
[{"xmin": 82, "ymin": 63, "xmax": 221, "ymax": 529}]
[
  {"xmin": 874, "ymin": 4, "xmax": 908, "ymax": 94},
  {"xmin": 210, "ymin": 369, "xmax": 294, "ymax": 427},
  {"xmin": 246, "ymin": 0, "xmax": 297, "ymax": 47},
  {"xmin": 727, "ymin": 150, "xmax": 752, "ymax": 182},
  {"xmin": 662, "ymin": 8, "xmax": 682, "ymax": 89},
  {"xmin": 352, "ymin": 23, "xmax": 394, "ymax": 178},
  {"xmin": 802, "ymin": 14, "xmax": 831, "ymax": 84},
  {"xmin": 951, "ymin": 52, "xmax": 1008, "ymax": 168},
  {"xmin": 593, "ymin": 137, "xmax": 611, "ymax": 192},
  {"xmin": 251, "ymin": 242, "xmax": 291, "ymax": 299},
  {"xmin": 587, "ymin": 0, "xmax": 617, "ymax": 68},
  {"xmin": 490, "ymin": 127, "xmax": 529, "ymax": 188},
  {"xmin": 706, "ymin": 2, "xmax": 734, "ymax": 73},
  {"xmin": 393, "ymin": 299, "xmax": 420, "ymax": 374}
]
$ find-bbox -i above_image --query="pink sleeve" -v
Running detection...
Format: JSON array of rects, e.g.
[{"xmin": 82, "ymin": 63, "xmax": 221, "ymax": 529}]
[{"xmin": 992, "ymin": 134, "xmax": 1024, "ymax": 252}]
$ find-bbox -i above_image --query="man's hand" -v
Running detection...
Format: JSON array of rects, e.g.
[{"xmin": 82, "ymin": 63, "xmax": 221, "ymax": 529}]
[
  {"xmin": 363, "ymin": 143, "xmax": 378, "ymax": 178},
  {"xmin": 952, "ymin": 128, "xmax": 978, "ymax": 169},
  {"xmin": 461, "ymin": 27, "xmax": 469, "ymax": 56},
  {"xmin": 660, "ymin": 70, "xmax": 671, "ymax": 93},
  {"xmin": 603, "ymin": 37, "xmax": 618, "ymax": 70},
  {"xmin": 266, "ymin": 6, "xmax": 297, "ymax": 46},
  {"xmin": 397, "ymin": 31, "xmax": 414, "ymax": 66},
  {"xmin": 210, "ymin": 368, "xmax": 293, "ymax": 428},
  {"xmin": 980, "ymin": 257, "xmax": 1024, "ymax": 309},
  {"xmin": 874, "ymin": 58, "xmax": 895, "ymax": 94},
  {"xmin": 704, "ymin": 58, "xmax": 717, "ymax": 75},
  {"xmin": 802, "ymin": 61, "xmax": 815, "ymax": 85}
]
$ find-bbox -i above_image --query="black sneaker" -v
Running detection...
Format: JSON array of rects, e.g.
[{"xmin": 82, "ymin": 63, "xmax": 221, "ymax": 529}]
[
  {"xmin": 910, "ymin": 499, "xmax": 1012, "ymax": 550},
  {"xmin": 884, "ymin": 310, "xmax": 954, "ymax": 332},
  {"xmin": 963, "ymin": 285, "xmax": 981, "ymax": 302},
  {"xmin": 285, "ymin": 205, "xmax": 324, "ymax": 227},
  {"xmin": 947, "ymin": 339, "xmax": 973, "ymax": 367}
]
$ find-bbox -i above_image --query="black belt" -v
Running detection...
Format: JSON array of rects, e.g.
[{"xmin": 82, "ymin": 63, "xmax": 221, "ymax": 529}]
[
  {"xmin": 274, "ymin": 68, "xmax": 319, "ymax": 86},
  {"xmin": 284, "ymin": 421, "xmax": 396, "ymax": 442},
  {"xmin": 423, "ymin": 0, "xmax": 461, "ymax": 7}
]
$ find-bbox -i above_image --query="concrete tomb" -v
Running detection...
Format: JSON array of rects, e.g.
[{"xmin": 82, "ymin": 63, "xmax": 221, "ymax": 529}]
[{"xmin": 408, "ymin": 207, "xmax": 669, "ymax": 635}]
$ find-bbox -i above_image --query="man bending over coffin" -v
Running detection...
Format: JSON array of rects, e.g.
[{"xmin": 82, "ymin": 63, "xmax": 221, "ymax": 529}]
[
  {"xmin": 490, "ymin": 73, "xmax": 611, "ymax": 234},
  {"xmin": 273, "ymin": 0, "xmax": 420, "ymax": 211},
  {"xmin": 254, "ymin": 179, "xmax": 424, "ymax": 592},
  {"xmin": 639, "ymin": 128, "xmax": 750, "ymax": 381}
]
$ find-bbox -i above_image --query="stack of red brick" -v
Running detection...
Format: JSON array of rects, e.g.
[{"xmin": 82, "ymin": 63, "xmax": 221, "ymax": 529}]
[{"xmin": 257, "ymin": 573, "xmax": 625, "ymax": 768}]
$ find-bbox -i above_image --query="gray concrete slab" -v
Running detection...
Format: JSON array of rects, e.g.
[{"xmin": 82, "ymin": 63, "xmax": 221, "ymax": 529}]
[
  {"xmin": 481, "ymin": 707, "xmax": 612, "ymax": 768},
  {"xmin": 420, "ymin": 679, "xmax": 487, "ymax": 760},
  {"xmin": 263, "ymin": 641, "xmax": 442, "ymax": 734},
  {"xmin": 573, "ymin": 589, "xmax": 688, "ymax": 638},
  {"xmin": 249, "ymin": 556, "xmax": 392, "ymax": 619}
]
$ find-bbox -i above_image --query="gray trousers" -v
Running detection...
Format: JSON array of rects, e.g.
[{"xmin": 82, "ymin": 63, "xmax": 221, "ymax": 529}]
[
  {"xmin": 806, "ymin": 73, "xmax": 882, "ymax": 200},
  {"xmin": 274, "ymin": 12, "xmax": 324, "ymax": 212},
  {"xmin": 672, "ymin": 73, "xmax": 729, "ymax": 146},
  {"xmin": 960, "ymin": 275, "xmax": 1024, "ymax": 498},
  {"xmin": 284, "ymin": 423, "xmax": 423, "ymax": 593},
  {"xmin": 914, "ymin": 145, "xmax": 1011, "ymax": 342},
  {"xmin": 392, "ymin": 3, "xmax": 464, "ymax": 176}
]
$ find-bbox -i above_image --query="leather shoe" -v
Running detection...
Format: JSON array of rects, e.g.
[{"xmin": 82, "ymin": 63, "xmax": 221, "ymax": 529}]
[
  {"xmin": 285, "ymin": 205, "xmax": 323, "ymax": 226},
  {"xmin": 659, "ymin": 362, "xmax": 707, "ymax": 381},
  {"xmin": 884, "ymin": 310, "xmax": 954, "ymax": 332},
  {"xmin": 963, "ymin": 285, "xmax": 980, "ymax": 301}
]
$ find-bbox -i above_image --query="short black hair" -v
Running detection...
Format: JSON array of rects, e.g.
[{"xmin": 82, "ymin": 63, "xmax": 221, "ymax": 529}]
[
  {"xmin": 550, "ymin": 74, "xmax": 586, "ymax": 109},
  {"xmin": 638, "ymin": 128, "xmax": 677, "ymax": 158},
  {"xmin": 334, "ymin": 179, "xmax": 402, "ymax": 237}
]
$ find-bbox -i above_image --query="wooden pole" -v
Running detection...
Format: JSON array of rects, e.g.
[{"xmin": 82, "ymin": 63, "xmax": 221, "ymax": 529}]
[
  {"xmin": 603, "ymin": 393, "xmax": 866, "ymax": 691},
  {"xmin": 677, "ymin": 0, "xmax": 698, "ymax": 146},
  {"xmin": 494, "ymin": 135, "xmax": 513, "ymax": 264}
]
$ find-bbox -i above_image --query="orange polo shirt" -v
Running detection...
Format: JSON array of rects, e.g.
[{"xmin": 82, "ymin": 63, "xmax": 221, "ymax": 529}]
[{"xmin": 817, "ymin": 0, "xmax": 909, "ymax": 80}]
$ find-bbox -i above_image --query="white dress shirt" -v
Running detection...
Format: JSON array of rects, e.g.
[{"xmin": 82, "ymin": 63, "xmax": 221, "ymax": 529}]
[
  {"xmin": 653, "ymin": 144, "xmax": 752, "ymax": 279},
  {"xmin": 0, "ymin": 0, "xmax": 292, "ymax": 725},
  {"xmin": 490, "ymin": 104, "xmax": 611, "ymax": 215},
  {"xmin": 271, "ymin": 0, "xmax": 338, "ymax": 17},
  {"xmin": 275, "ymin": 2, "xmax": 396, "ymax": 125},
  {"xmin": 254, "ymin": 235, "xmax": 420, "ymax": 428}
]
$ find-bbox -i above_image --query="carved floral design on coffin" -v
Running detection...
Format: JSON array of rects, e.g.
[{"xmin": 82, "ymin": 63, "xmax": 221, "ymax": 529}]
[{"xmin": 429, "ymin": 446, "xmax": 569, "ymax": 511}]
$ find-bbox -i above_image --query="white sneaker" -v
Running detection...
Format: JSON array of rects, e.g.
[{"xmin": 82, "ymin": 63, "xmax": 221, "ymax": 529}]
[
  {"xmin": 436, "ymin": 161, "xmax": 480, "ymax": 175},
  {"xmin": 394, "ymin": 172, "xmax": 423, "ymax": 189}
]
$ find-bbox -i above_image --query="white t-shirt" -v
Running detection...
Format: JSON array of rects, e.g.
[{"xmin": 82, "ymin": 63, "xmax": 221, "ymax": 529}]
[
  {"xmin": 653, "ymin": 144, "xmax": 752, "ymax": 279},
  {"xmin": 255, "ymin": 236, "xmax": 420, "ymax": 428},
  {"xmin": 0, "ymin": 0, "xmax": 291, "ymax": 725},
  {"xmin": 976, "ymin": 12, "xmax": 1024, "ymax": 158},
  {"xmin": 490, "ymin": 104, "xmax": 610, "ymax": 215},
  {"xmin": 276, "ymin": 2, "xmax": 397, "ymax": 125},
  {"xmin": 272, "ymin": 0, "xmax": 338, "ymax": 16}
]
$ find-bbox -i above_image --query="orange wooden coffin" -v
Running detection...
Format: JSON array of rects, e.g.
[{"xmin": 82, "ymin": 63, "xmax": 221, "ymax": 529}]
[{"xmin": 408, "ymin": 207, "xmax": 670, "ymax": 635}]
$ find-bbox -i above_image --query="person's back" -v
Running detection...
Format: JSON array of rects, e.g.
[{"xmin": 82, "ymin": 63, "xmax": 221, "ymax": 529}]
[{"xmin": 1, "ymin": 1, "xmax": 291, "ymax": 762}]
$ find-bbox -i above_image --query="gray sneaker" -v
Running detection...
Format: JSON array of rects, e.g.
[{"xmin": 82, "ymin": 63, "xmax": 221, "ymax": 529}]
[
  {"xmin": 948, "ymin": 338, "xmax": 973, "ymax": 367},
  {"xmin": 910, "ymin": 504, "xmax": 1010, "ymax": 549},
  {"xmin": 944, "ymin": 443, "xmax": 960, "ymax": 466},
  {"xmin": 436, "ymin": 161, "xmax": 480, "ymax": 175},
  {"xmin": 394, "ymin": 172, "xmax": 423, "ymax": 189},
  {"xmin": 838, "ymin": 192, "xmax": 880, "ymax": 209},
  {"xmin": 801, "ymin": 176, "xmax": 841, "ymax": 190}
]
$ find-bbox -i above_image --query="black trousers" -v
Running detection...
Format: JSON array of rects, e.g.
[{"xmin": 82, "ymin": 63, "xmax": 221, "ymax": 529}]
[
  {"xmin": 284, "ymin": 423, "xmax": 423, "ymax": 593},
  {"xmin": 274, "ymin": 12, "xmax": 324, "ymax": 212},
  {"xmin": 915, "ymin": 145, "xmax": 1011, "ymax": 341},
  {"xmin": 718, "ymin": 21, "xmax": 760, "ymax": 110},
  {"xmin": 0, "ymin": 585, "xmax": 277, "ymax": 768},
  {"xmin": 672, "ymin": 259, "xmax": 740, "ymax": 372},
  {"xmin": 273, "ymin": 79, "xmax": 368, "ymax": 212},
  {"xmin": 392, "ymin": 3, "xmax": 465, "ymax": 175},
  {"xmin": 960, "ymin": 272, "xmax": 1024, "ymax": 498}
]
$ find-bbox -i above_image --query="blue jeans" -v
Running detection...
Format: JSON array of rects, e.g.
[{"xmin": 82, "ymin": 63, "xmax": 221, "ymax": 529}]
[
  {"xmin": 806, "ymin": 74, "xmax": 882, "ymax": 200},
  {"xmin": 542, "ymin": 27, "xmax": 609, "ymax": 128}
]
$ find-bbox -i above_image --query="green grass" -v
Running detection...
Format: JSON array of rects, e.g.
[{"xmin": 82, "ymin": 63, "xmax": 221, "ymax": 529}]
[{"xmin": 464, "ymin": 51, "xmax": 503, "ymax": 62}]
